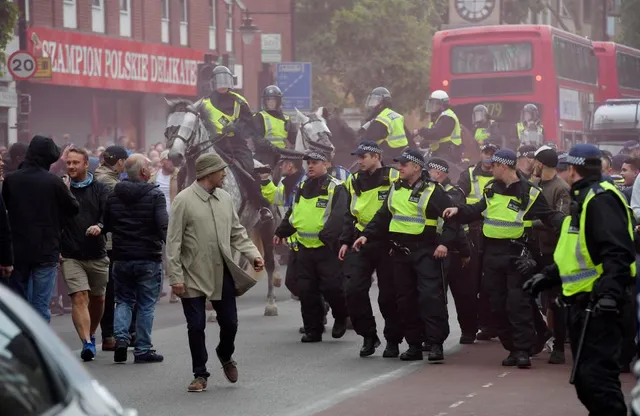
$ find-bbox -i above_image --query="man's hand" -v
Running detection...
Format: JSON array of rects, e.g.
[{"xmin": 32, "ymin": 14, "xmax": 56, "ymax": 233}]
[
  {"xmin": 171, "ymin": 283, "xmax": 185, "ymax": 297},
  {"xmin": 0, "ymin": 265, "xmax": 13, "ymax": 278},
  {"xmin": 62, "ymin": 174, "xmax": 71, "ymax": 189},
  {"xmin": 273, "ymin": 236, "xmax": 282, "ymax": 245},
  {"xmin": 523, "ymin": 273, "xmax": 554, "ymax": 297},
  {"xmin": 338, "ymin": 244, "xmax": 349, "ymax": 261},
  {"xmin": 86, "ymin": 225, "xmax": 102, "ymax": 236},
  {"xmin": 222, "ymin": 123, "xmax": 237, "ymax": 135},
  {"xmin": 254, "ymin": 257, "xmax": 265, "ymax": 272},
  {"xmin": 433, "ymin": 245, "xmax": 448, "ymax": 259},
  {"xmin": 514, "ymin": 256, "xmax": 537, "ymax": 275},
  {"xmin": 442, "ymin": 207, "xmax": 459, "ymax": 218},
  {"xmin": 352, "ymin": 236, "xmax": 367, "ymax": 252}
]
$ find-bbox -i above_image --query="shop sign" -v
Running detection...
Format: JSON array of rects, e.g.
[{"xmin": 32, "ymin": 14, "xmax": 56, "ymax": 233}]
[
  {"xmin": 27, "ymin": 27, "xmax": 204, "ymax": 96},
  {"xmin": 0, "ymin": 90, "xmax": 18, "ymax": 108}
]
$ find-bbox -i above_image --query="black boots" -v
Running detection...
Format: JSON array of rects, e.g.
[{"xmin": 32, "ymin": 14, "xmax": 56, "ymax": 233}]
[
  {"xmin": 428, "ymin": 344, "xmax": 444, "ymax": 362},
  {"xmin": 400, "ymin": 345, "xmax": 424, "ymax": 361},
  {"xmin": 359, "ymin": 335, "xmax": 381, "ymax": 357},
  {"xmin": 502, "ymin": 351, "xmax": 531, "ymax": 368}
]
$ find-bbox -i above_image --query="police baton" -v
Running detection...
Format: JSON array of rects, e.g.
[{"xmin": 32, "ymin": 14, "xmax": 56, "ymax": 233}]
[
  {"xmin": 569, "ymin": 305, "xmax": 592, "ymax": 385},
  {"xmin": 440, "ymin": 260, "xmax": 448, "ymax": 305}
]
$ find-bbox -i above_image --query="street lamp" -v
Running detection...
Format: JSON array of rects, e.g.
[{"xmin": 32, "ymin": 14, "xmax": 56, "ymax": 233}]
[{"xmin": 239, "ymin": 10, "xmax": 260, "ymax": 45}]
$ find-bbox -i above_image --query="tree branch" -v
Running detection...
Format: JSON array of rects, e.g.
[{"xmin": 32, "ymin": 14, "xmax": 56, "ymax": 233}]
[{"xmin": 543, "ymin": 1, "xmax": 571, "ymax": 32}]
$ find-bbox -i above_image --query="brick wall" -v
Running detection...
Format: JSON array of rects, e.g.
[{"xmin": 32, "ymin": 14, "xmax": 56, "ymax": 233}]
[
  {"xmin": 142, "ymin": 0, "xmax": 162, "ymax": 44},
  {"xmin": 189, "ymin": 0, "xmax": 210, "ymax": 50},
  {"xmin": 105, "ymin": 0, "xmax": 119, "ymax": 36}
]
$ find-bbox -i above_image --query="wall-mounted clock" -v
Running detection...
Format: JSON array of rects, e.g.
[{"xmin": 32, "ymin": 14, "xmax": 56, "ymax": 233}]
[{"xmin": 454, "ymin": 0, "xmax": 496, "ymax": 23}]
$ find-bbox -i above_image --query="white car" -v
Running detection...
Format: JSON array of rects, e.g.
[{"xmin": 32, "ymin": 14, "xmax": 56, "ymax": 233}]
[{"xmin": 0, "ymin": 284, "xmax": 137, "ymax": 416}]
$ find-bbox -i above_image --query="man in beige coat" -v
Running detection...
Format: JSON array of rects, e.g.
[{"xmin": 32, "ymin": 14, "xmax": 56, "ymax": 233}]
[{"xmin": 167, "ymin": 153, "xmax": 264, "ymax": 393}]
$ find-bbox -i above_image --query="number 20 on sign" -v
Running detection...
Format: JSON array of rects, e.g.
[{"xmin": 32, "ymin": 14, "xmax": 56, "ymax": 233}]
[{"xmin": 8, "ymin": 51, "xmax": 37, "ymax": 80}]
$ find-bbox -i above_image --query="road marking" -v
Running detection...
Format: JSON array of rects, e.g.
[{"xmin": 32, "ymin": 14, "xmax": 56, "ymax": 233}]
[
  {"xmin": 434, "ymin": 413, "xmax": 448, "ymax": 416},
  {"xmin": 497, "ymin": 372, "xmax": 510, "ymax": 378},
  {"xmin": 466, "ymin": 392, "xmax": 477, "ymax": 398},
  {"xmin": 449, "ymin": 401, "xmax": 465, "ymax": 408},
  {"xmin": 482, "ymin": 382, "xmax": 493, "ymax": 388}
]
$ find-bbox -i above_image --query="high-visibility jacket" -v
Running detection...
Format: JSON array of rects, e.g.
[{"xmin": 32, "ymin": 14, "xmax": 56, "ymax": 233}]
[
  {"xmin": 261, "ymin": 174, "xmax": 306, "ymax": 251},
  {"xmin": 474, "ymin": 120, "xmax": 495, "ymax": 143},
  {"xmin": 429, "ymin": 108, "xmax": 462, "ymax": 153},
  {"xmin": 289, "ymin": 176, "xmax": 341, "ymax": 248},
  {"xmin": 346, "ymin": 167, "xmax": 399, "ymax": 232},
  {"xmin": 466, "ymin": 166, "xmax": 493, "ymax": 204},
  {"xmin": 260, "ymin": 110, "xmax": 288, "ymax": 149},
  {"xmin": 516, "ymin": 122, "xmax": 544, "ymax": 144},
  {"xmin": 482, "ymin": 183, "xmax": 541, "ymax": 239},
  {"xmin": 374, "ymin": 108, "xmax": 409, "ymax": 149},
  {"xmin": 387, "ymin": 181, "xmax": 439, "ymax": 234},
  {"xmin": 202, "ymin": 91, "xmax": 248, "ymax": 136},
  {"xmin": 554, "ymin": 181, "xmax": 636, "ymax": 297}
]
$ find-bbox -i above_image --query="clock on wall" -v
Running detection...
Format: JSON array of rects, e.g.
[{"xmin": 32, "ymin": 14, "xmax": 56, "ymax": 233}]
[{"xmin": 454, "ymin": 0, "xmax": 496, "ymax": 23}]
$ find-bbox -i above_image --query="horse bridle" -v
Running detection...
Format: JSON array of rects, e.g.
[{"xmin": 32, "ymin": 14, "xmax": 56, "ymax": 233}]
[{"xmin": 165, "ymin": 108, "xmax": 223, "ymax": 160}]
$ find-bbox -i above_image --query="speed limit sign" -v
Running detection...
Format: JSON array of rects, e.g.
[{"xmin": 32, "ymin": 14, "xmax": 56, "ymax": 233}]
[{"xmin": 8, "ymin": 51, "xmax": 37, "ymax": 80}]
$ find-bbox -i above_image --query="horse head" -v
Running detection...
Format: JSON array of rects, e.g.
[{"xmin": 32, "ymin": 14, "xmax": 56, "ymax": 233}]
[
  {"xmin": 164, "ymin": 97, "xmax": 216, "ymax": 167},
  {"xmin": 293, "ymin": 107, "xmax": 336, "ymax": 159}
]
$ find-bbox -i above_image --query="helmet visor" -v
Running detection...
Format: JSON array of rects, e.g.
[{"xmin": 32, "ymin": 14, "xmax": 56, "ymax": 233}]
[
  {"xmin": 365, "ymin": 94, "xmax": 383, "ymax": 109},
  {"xmin": 212, "ymin": 72, "xmax": 235, "ymax": 90},
  {"xmin": 473, "ymin": 110, "xmax": 486, "ymax": 124},
  {"xmin": 427, "ymin": 99, "xmax": 441, "ymax": 113},
  {"xmin": 264, "ymin": 97, "xmax": 280, "ymax": 111},
  {"xmin": 522, "ymin": 110, "xmax": 533, "ymax": 122}
]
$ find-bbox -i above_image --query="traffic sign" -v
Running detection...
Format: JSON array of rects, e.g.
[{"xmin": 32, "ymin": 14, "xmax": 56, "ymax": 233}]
[
  {"xmin": 8, "ymin": 51, "xmax": 37, "ymax": 80},
  {"xmin": 276, "ymin": 62, "xmax": 312, "ymax": 112},
  {"xmin": 34, "ymin": 57, "xmax": 53, "ymax": 79}
]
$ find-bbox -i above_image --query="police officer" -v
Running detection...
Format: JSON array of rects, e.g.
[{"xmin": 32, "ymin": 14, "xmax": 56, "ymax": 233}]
[
  {"xmin": 252, "ymin": 85, "xmax": 298, "ymax": 166},
  {"xmin": 516, "ymin": 144, "xmax": 537, "ymax": 179},
  {"xmin": 339, "ymin": 141, "xmax": 402, "ymax": 358},
  {"xmin": 203, "ymin": 65, "xmax": 272, "ymax": 221},
  {"xmin": 427, "ymin": 158, "xmax": 474, "ymax": 344},
  {"xmin": 353, "ymin": 149, "xmax": 456, "ymax": 361},
  {"xmin": 621, "ymin": 140, "xmax": 640, "ymax": 158},
  {"xmin": 457, "ymin": 143, "xmax": 499, "ymax": 341},
  {"xmin": 444, "ymin": 149, "xmax": 564, "ymax": 368},
  {"xmin": 359, "ymin": 87, "xmax": 411, "ymax": 160},
  {"xmin": 472, "ymin": 105, "xmax": 500, "ymax": 146},
  {"xmin": 274, "ymin": 150, "xmax": 349, "ymax": 342},
  {"xmin": 414, "ymin": 90, "xmax": 462, "ymax": 162},
  {"xmin": 524, "ymin": 144, "xmax": 635, "ymax": 415},
  {"xmin": 516, "ymin": 104, "xmax": 544, "ymax": 147}
]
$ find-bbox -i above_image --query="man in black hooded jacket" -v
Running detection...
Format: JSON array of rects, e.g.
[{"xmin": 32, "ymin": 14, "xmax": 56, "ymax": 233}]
[{"xmin": 1, "ymin": 135, "xmax": 79, "ymax": 322}]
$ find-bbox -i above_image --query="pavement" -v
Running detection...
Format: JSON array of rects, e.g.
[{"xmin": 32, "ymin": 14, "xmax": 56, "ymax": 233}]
[{"xmin": 49, "ymin": 274, "xmax": 636, "ymax": 416}]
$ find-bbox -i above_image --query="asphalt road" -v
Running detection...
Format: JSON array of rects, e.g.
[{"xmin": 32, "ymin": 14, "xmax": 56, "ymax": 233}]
[{"xmin": 49, "ymin": 271, "xmax": 632, "ymax": 416}]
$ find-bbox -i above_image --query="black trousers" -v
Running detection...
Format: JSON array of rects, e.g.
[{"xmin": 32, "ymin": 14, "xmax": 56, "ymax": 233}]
[
  {"xmin": 468, "ymin": 227, "xmax": 494, "ymax": 332},
  {"xmin": 180, "ymin": 271, "xmax": 238, "ymax": 379},
  {"xmin": 344, "ymin": 243, "xmax": 402, "ymax": 343},
  {"xmin": 393, "ymin": 247, "xmax": 449, "ymax": 346},
  {"xmin": 297, "ymin": 245, "xmax": 348, "ymax": 335},
  {"xmin": 447, "ymin": 252, "xmax": 478, "ymax": 336},
  {"xmin": 482, "ymin": 243, "xmax": 535, "ymax": 352},
  {"xmin": 284, "ymin": 247, "xmax": 299, "ymax": 297},
  {"xmin": 100, "ymin": 258, "xmax": 136, "ymax": 339},
  {"xmin": 568, "ymin": 304, "xmax": 627, "ymax": 415}
]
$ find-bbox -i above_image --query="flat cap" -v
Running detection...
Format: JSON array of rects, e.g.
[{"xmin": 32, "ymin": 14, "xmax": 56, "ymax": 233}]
[
  {"xmin": 566, "ymin": 144, "xmax": 602, "ymax": 166},
  {"xmin": 195, "ymin": 153, "xmax": 228, "ymax": 179},
  {"xmin": 393, "ymin": 149, "xmax": 425, "ymax": 167},
  {"xmin": 492, "ymin": 149, "xmax": 517, "ymax": 167},
  {"xmin": 351, "ymin": 141, "xmax": 382, "ymax": 155},
  {"xmin": 427, "ymin": 157, "xmax": 449, "ymax": 173}
]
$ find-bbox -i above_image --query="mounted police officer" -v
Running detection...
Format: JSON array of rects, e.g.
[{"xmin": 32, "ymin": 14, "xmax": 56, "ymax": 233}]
[
  {"xmin": 444, "ymin": 149, "xmax": 565, "ymax": 368},
  {"xmin": 203, "ymin": 65, "xmax": 272, "ymax": 221},
  {"xmin": 252, "ymin": 85, "xmax": 298, "ymax": 166},
  {"xmin": 524, "ymin": 143, "xmax": 635, "ymax": 415},
  {"xmin": 472, "ymin": 105, "xmax": 500, "ymax": 147},
  {"xmin": 516, "ymin": 104, "xmax": 544, "ymax": 148},
  {"xmin": 414, "ymin": 90, "xmax": 462, "ymax": 163},
  {"xmin": 359, "ymin": 87, "xmax": 411, "ymax": 160},
  {"xmin": 353, "ymin": 149, "xmax": 456, "ymax": 362},
  {"xmin": 339, "ymin": 141, "xmax": 402, "ymax": 358}
]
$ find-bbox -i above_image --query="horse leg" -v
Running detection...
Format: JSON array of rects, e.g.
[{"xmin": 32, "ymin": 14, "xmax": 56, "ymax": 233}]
[{"xmin": 260, "ymin": 218, "xmax": 279, "ymax": 317}]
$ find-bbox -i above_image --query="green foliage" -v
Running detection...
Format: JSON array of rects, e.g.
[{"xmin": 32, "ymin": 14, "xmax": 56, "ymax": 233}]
[
  {"xmin": 617, "ymin": 0, "xmax": 640, "ymax": 49},
  {"xmin": 0, "ymin": 1, "xmax": 19, "ymax": 75}
]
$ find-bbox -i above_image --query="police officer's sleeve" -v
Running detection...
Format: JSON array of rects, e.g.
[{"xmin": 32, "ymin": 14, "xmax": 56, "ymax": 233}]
[
  {"xmin": 417, "ymin": 115, "xmax": 455, "ymax": 141},
  {"xmin": 275, "ymin": 207, "xmax": 297, "ymax": 239},
  {"xmin": 319, "ymin": 184, "xmax": 349, "ymax": 249},
  {"xmin": 429, "ymin": 184, "xmax": 457, "ymax": 247},
  {"xmin": 587, "ymin": 192, "xmax": 636, "ymax": 299},
  {"xmin": 456, "ymin": 169, "xmax": 472, "ymax": 196},
  {"xmin": 454, "ymin": 198, "xmax": 488, "ymax": 224},
  {"xmin": 361, "ymin": 197, "xmax": 392, "ymax": 241},
  {"xmin": 362, "ymin": 120, "xmax": 388, "ymax": 143},
  {"xmin": 252, "ymin": 112, "xmax": 267, "ymax": 138},
  {"xmin": 260, "ymin": 179, "xmax": 278, "ymax": 205},
  {"xmin": 404, "ymin": 124, "xmax": 415, "ymax": 148},
  {"xmin": 524, "ymin": 191, "xmax": 565, "ymax": 231},
  {"xmin": 339, "ymin": 181, "xmax": 358, "ymax": 247}
]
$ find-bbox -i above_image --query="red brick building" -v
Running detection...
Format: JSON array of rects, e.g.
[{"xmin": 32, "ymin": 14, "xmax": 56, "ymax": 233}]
[{"xmin": 22, "ymin": 0, "xmax": 293, "ymax": 149}]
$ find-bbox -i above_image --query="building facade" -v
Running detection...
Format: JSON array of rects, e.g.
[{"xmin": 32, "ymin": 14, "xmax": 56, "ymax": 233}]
[{"xmin": 20, "ymin": 0, "xmax": 292, "ymax": 150}]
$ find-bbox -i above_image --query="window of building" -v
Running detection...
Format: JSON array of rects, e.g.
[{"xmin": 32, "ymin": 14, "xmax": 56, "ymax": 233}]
[
  {"xmin": 161, "ymin": 0, "xmax": 170, "ymax": 43},
  {"xmin": 92, "ymin": 0, "xmax": 105, "ymax": 33},
  {"xmin": 120, "ymin": 0, "xmax": 131, "ymax": 37},
  {"xmin": 226, "ymin": 1, "xmax": 233, "ymax": 52},
  {"xmin": 209, "ymin": 0, "xmax": 217, "ymax": 50},
  {"xmin": 180, "ymin": 0, "xmax": 188, "ymax": 46},
  {"xmin": 63, "ymin": 0, "xmax": 77, "ymax": 29}
]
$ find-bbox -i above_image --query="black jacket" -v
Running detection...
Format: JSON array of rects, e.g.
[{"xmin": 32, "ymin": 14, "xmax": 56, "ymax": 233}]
[
  {"xmin": 0, "ymin": 194, "xmax": 13, "ymax": 266},
  {"xmin": 2, "ymin": 136, "xmax": 79, "ymax": 264},
  {"xmin": 104, "ymin": 180, "xmax": 168, "ymax": 262},
  {"xmin": 442, "ymin": 178, "xmax": 472, "ymax": 257},
  {"xmin": 61, "ymin": 176, "xmax": 109, "ymax": 260}
]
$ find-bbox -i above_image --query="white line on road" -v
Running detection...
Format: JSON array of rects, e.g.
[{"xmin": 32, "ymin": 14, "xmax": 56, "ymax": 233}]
[
  {"xmin": 434, "ymin": 413, "xmax": 448, "ymax": 416},
  {"xmin": 497, "ymin": 372, "xmax": 510, "ymax": 378},
  {"xmin": 482, "ymin": 382, "xmax": 493, "ymax": 388},
  {"xmin": 466, "ymin": 392, "xmax": 477, "ymax": 398},
  {"xmin": 449, "ymin": 401, "xmax": 465, "ymax": 408}
]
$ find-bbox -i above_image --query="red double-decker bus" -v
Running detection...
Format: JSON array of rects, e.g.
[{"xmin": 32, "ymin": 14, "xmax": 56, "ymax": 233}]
[
  {"xmin": 593, "ymin": 41, "xmax": 640, "ymax": 102},
  {"xmin": 430, "ymin": 25, "xmax": 599, "ymax": 149}
]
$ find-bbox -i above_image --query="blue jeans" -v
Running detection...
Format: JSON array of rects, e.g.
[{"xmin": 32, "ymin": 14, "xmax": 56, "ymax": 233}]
[
  {"xmin": 7, "ymin": 262, "xmax": 58, "ymax": 323},
  {"xmin": 113, "ymin": 260, "xmax": 162, "ymax": 355}
]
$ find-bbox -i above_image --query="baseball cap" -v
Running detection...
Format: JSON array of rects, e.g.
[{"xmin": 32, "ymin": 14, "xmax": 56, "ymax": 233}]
[{"xmin": 103, "ymin": 146, "xmax": 128, "ymax": 165}]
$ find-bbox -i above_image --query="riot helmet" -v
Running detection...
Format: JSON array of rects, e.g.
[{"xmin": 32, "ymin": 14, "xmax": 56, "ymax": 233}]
[
  {"xmin": 521, "ymin": 103, "xmax": 539, "ymax": 123},
  {"xmin": 473, "ymin": 104, "xmax": 489, "ymax": 125},
  {"xmin": 365, "ymin": 87, "xmax": 392, "ymax": 111},
  {"xmin": 210, "ymin": 65, "xmax": 235, "ymax": 92},
  {"xmin": 262, "ymin": 85, "xmax": 283, "ymax": 111},
  {"xmin": 427, "ymin": 90, "xmax": 450, "ymax": 113}
]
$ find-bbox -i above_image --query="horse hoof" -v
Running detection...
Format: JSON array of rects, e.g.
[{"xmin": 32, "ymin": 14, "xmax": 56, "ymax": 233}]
[
  {"xmin": 207, "ymin": 312, "xmax": 217, "ymax": 323},
  {"xmin": 264, "ymin": 305, "xmax": 278, "ymax": 316}
]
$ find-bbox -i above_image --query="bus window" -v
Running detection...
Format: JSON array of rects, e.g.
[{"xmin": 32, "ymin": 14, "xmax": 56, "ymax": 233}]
[
  {"xmin": 451, "ymin": 43, "xmax": 532, "ymax": 74},
  {"xmin": 616, "ymin": 52, "xmax": 640, "ymax": 90},
  {"xmin": 553, "ymin": 37, "xmax": 598, "ymax": 85}
]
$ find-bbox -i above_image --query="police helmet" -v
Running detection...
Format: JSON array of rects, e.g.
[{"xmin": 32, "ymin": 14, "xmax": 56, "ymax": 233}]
[
  {"xmin": 210, "ymin": 65, "xmax": 235, "ymax": 91},
  {"xmin": 365, "ymin": 87, "xmax": 392, "ymax": 110},
  {"xmin": 427, "ymin": 90, "xmax": 450, "ymax": 113},
  {"xmin": 521, "ymin": 103, "xmax": 539, "ymax": 123},
  {"xmin": 262, "ymin": 85, "xmax": 283, "ymax": 111},
  {"xmin": 473, "ymin": 104, "xmax": 489, "ymax": 125}
]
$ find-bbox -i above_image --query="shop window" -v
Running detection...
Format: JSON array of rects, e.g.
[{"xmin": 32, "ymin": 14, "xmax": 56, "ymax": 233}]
[
  {"xmin": 180, "ymin": 0, "xmax": 188, "ymax": 46},
  {"xmin": 63, "ymin": 0, "xmax": 77, "ymax": 29},
  {"xmin": 226, "ymin": 1, "xmax": 233, "ymax": 52},
  {"xmin": 161, "ymin": 0, "xmax": 170, "ymax": 43},
  {"xmin": 120, "ymin": 0, "xmax": 131, "ymax": 38},
  {"xmin": 209, "ymin": 0, "xmax": 217, "ymax": 50},
  {"xmin": 92, "ymin": 0, "xmax": 105, "ymax": 33}
]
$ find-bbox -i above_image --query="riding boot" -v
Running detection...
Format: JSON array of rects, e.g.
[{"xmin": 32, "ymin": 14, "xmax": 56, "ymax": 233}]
[{"xmin": 250, "ymin": 175, "xmax": 274, "ymax": 223}]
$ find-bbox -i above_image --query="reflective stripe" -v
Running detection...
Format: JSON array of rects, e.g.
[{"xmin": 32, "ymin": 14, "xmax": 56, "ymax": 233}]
[
  {"xmin": 262, "ymin": 111, "xmax": 287, "ymax": 148},
  {"xmin": 387, "ymin": 183, "xmax": 438, "ymax": 231},
  {"xmin": 484, "ymin": 187, "xmax": 540, "ymax": 228},
  {"xmin": 289, "ymin": 179, "xmax": 338, "ymax": 248}
]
